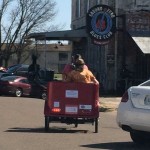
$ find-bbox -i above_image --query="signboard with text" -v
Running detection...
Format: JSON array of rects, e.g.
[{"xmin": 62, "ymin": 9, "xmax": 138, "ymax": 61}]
[{"xmin": 86, "ymin": 5, "xmax": 116, "ymax": 45}]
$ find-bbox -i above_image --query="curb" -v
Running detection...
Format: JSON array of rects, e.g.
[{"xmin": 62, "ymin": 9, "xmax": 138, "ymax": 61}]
[{"xmin": 99, "ymin": 97, "xmax": 121, "ymax": 112}]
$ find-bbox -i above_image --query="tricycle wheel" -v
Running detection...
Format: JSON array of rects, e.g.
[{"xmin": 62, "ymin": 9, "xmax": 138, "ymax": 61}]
[
  {"xmin": 95, "ymin": 118, "xmax": 98, "ymax": 133},
  {"xmin": 41, "ymin": 92, "xmax": 47, "ymax": 100},
  {"xmin": 45, "ymin": 116, "xmax": 49, "ymax": 132}
]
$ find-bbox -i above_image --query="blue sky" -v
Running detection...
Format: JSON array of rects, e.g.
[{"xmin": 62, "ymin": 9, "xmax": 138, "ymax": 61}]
[{"xmin": 54, "ymin": 0, "xmax": 71, "ymax": 30}]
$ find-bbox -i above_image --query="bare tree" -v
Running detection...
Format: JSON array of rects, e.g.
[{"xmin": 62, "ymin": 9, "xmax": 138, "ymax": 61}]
[
  {"xmin": 0, "ymin": 0, "xmax": 13, "ymax": 65},
  {"xmin": 0, "ymin": 0, "xmax": 57, "ymax": 67}
]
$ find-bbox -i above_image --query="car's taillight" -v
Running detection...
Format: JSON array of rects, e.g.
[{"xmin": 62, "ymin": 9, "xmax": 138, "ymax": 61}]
[
  {"xmin": 51, "ymin": 108, "xmax": 61, "ymax": 113},
  {"xmin": 121, "ymin": 91, "xmax": 128, "ymax": 102}
]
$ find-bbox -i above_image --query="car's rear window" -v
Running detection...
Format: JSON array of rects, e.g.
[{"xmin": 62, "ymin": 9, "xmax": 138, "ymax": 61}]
[{"xmin": 1, "ymin": 76, "xmax": 18, "ymax": 81}]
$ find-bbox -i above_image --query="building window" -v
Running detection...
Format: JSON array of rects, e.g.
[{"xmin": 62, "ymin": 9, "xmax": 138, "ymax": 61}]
[
  {"xmin": 59, "ymin": 52, "xmax": 68, "ymax": 61},
  {"xmin": 76, "ymin": 0, "xmax": 81, "ymax": 18}
]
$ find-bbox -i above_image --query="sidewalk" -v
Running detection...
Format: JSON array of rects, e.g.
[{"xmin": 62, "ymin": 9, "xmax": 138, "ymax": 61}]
[{"xmin": 99, "ymin": 97, "xmax": 121, "ymax": 112}]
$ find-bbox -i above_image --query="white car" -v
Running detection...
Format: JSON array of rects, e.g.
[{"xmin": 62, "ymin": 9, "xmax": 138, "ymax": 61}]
[{"xmin": 116, "ymin": 80, "xmax": 150, "ymax": 144}]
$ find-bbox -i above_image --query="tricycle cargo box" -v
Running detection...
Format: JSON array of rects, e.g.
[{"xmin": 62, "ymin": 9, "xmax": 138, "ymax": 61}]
[{"xmin": 44, "ymin": 81, "xmax": 99, "ymax": 133}]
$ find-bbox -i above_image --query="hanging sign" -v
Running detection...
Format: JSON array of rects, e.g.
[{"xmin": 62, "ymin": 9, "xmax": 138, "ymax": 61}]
[{"xmin": 86, "ymin": 5, "xmax": 116, "ymax": 45}]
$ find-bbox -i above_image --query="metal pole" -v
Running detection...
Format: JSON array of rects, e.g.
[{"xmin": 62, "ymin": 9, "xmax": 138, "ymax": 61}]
[
  {"xmin": 122, "ymin": 14, "xmax": 126, "ymax": 69},
  {"xmin": 114, "ymin": 2, "xmax": 119, "ymax": 92},
  {"xmin": 44, "ymin": 38, "xmax": 46, "ymax": 69}
]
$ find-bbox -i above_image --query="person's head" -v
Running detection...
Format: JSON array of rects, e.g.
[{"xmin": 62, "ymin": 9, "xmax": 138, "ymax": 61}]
[
  {"xmin": 74, "ymin": 54, "xmax": 82, "ymax": 61},
  {"xmin": 72, "ymin": 54, "xmax": 82, "ymax": 63},
  {"xmin": 32, "ymin": 54, "xmax": 37, "ymax": 64},
  {"xmin": 75, "ymin": 58, "xmax": 85, "ymax": 71}
]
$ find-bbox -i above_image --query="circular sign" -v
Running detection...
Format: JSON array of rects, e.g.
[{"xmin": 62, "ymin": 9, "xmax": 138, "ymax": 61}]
[{"xmin": 86, "ymin": 5, "xmax": 116, "ymax": 45}]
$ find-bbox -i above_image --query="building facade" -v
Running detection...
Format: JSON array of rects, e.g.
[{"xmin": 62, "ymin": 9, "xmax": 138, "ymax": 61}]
[
  {"xmin": 8, "ymin": 43, "xmax": 72, "ymax": 73},
  {"xmin": 71, "ymin": 0, "xmax": 150, "ymax": 95},
  {"xmin": 34, "ymin": 43, "xmax": 72, "ymax": 73}
]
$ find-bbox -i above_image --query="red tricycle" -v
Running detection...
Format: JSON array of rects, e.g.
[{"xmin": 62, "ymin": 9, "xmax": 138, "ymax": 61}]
[{"xmin": 44, "ymin": 81, "xmax": 100, "ymax": 133}]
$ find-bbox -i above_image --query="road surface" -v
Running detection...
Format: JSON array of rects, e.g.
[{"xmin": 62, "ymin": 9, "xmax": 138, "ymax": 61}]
[{"xmin": 0, "ymin": 96, "xmax": 149, "ymax": 150}]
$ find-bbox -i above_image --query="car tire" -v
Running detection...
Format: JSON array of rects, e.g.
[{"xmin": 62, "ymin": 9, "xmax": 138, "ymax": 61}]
[
  {"xmin": 130, "ymin": 131, "xmax": 145, "ymax": 144},
  {"xmin": 41, "ymin": 92, "xmax": 47, "ymax": 100},
  {"xmin": 15, "ymin": 88, "xmax": 23, "ymax": 97}
]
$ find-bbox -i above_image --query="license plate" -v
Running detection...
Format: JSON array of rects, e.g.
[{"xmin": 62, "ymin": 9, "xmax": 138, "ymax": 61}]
[{"xmin": 144, "ymin": 95, "xmax": 150, "ymax": 105}]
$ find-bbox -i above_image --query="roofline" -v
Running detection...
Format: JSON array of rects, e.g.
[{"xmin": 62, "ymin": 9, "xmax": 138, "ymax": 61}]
[{"xmin": 25, "ymin": 29, "xmax": 88, "ymax": 41}]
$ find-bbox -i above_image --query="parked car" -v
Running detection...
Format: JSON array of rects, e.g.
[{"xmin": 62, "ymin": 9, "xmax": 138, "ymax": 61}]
[
  {"xmin": 6, "ymin": 64, "xmax": 29, "ymax": 77},
  {"xmin": 0, "ymin": 72, "xmax": 10, "ymax": 79},
  {"xmin": 6, "ymin": 64, "xmax": 54, "ymax": 82},
  {"xmin": 29, "ymin": 79, "xmax": 47, "ymax": 100},
  {"xmin": 0, "ymin": 76, "xmax": 47, "ymax": 100},
  {"xmin": 116, "ymin": 79, "xmax": 150, "ymax": 144},
  {"xmin": 0, "ymin": 64, "xmax": 29, "ymax": 78},
  {"xmin": 6, "ymin": 64, "xmax": 22, "ymax": 70}
]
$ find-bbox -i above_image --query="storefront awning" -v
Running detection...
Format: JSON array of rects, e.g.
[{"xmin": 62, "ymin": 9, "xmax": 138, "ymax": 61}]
[
  {"xmin": 132, "ymin": 36, "xmax": 150, "ymax": 54},
  {"xmin": 129, "ymin": 32, "xmax": 150, "ymax": 54},
  {"xmin": 26, "ymin": 29, "xmax": 88, "ymax": 41}
]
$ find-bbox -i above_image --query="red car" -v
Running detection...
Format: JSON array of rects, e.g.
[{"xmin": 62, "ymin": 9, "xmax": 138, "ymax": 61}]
[{"xmin": 0, "ymin": 76, "xmax": 47, "ymax": 100}]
